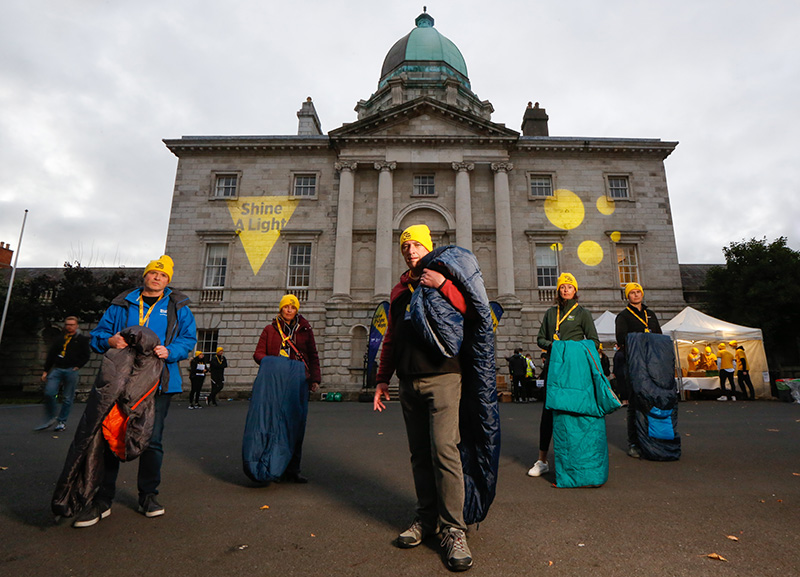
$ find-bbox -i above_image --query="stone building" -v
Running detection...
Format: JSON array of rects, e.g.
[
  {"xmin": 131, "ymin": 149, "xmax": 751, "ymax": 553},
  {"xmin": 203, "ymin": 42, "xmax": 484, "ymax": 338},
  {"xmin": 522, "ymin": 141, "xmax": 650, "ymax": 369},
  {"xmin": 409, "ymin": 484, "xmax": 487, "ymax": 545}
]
[{"xmin": 162, "ymin": 10, "xmax": 686, "ymax": 394}]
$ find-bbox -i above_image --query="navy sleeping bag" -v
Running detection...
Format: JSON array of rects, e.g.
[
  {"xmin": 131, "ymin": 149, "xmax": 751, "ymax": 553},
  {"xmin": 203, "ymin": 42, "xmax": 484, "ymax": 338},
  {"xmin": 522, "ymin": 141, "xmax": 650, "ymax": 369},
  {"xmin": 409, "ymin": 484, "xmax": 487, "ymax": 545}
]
[
  {"xmin": 626, "ymin": 332, "xmax": 681, "ymax": 461},
  {"xmin": 242, "ymin": 355, "xmax": 309, "ymax": 482}
]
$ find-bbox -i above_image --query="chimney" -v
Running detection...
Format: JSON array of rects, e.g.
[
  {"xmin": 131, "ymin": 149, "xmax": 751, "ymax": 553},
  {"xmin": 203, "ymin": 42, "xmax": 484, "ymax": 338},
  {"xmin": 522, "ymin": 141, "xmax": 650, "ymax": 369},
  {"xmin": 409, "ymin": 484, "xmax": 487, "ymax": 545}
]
[
  {"xmin": 521, "ymin": 101, "xmax": 549, "ymax": 136},
  {"xmin": 0, "ymin": 242, "xmax": 12, "ymax": 269},
  {"xmin": 297, "ymin": 97, "xmax": 323, "ymax": 136}
]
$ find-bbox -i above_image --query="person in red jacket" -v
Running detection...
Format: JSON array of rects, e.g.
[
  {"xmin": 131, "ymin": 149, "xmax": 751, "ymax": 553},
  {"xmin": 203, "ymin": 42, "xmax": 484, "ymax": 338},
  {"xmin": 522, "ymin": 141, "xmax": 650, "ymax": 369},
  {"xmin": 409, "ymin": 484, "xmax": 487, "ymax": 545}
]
[{"xmin": 253, "ymin": 294, "xmax": 320, "ymax": 482}]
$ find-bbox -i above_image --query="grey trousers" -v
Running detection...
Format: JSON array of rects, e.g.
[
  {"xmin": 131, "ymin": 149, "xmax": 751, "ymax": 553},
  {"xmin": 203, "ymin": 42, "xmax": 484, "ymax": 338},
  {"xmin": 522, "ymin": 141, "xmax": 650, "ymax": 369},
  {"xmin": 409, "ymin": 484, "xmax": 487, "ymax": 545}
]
[{"xmin": 399, "ymin": 373, "xmax": 466, "ymax": 531}]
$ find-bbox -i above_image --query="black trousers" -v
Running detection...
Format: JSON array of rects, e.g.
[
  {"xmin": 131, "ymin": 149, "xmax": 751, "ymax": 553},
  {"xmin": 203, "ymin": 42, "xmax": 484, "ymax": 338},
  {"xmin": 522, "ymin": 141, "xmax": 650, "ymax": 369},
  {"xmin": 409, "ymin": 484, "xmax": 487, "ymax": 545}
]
[
  {"xmin": 737, "ymin": 370, "xmax": 755, "ymax": 399},
  {"xmin": 209, "ymin": 376, "xmax": 224, "ymax": 405},
  {"xmin": 189, "ymin": 376, "xmax": 205, "ymax": 405}
]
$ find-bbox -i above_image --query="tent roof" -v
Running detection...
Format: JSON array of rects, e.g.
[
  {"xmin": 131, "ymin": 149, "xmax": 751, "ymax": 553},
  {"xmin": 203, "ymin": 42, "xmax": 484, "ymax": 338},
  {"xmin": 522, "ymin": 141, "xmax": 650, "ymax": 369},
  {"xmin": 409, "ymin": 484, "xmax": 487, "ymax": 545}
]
[
  {"xmin": 661, "ymin": 306, "xmax": 763, "ymax": 341},
  {"xmin": 593, "ymin": 310, "xmax": 617, "ymax": 342}
]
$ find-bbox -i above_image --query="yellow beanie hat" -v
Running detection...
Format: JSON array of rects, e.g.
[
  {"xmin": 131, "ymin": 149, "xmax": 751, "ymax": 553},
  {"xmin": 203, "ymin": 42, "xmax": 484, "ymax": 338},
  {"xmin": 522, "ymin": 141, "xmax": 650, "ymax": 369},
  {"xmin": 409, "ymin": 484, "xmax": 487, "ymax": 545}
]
[
  {"xmin": 216, "ymin": 346, "xmax": 224, "ymax": 353},
  {"xmin": 718, "ymin": 343, "xmax": 726, "ymax": 350},
  {"xmin": 729, "ymin": 340, "xmax": 737, "ymax": 347},
  {"xmin": 691, "ymin": 347, "xmax": 699, "ymax": 354},
  {"xmin": 624, "ymin": 282, "xmax": 643, "ymax": 299},
  {"xmin": 195, "ymin": 350, "xmax": 202, "ymax": 357},
  {"xmin": 556, "ymin": 272, "xmax": 578, "ymax": 292},
  {"xmin": 705, "ymin": 346, "xmax": 712, "ymax": 353},
  {"xmin": 279, "ymin": 294, "xmax": 300, "ymax": 312},
  {"xmin": 143, "ymin": 255, "xmax": 174, "ymax": 281},
  {"xmin": 399, "ymin": 224, "xmax": 433, "ymax": 252}
]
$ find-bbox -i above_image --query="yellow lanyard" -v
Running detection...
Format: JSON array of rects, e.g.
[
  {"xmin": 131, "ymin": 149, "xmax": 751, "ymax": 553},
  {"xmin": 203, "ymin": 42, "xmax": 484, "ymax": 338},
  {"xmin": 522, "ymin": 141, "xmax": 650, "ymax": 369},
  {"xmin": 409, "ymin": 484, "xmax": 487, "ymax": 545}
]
[
  {"xmin": 276, "ymin": 317, "xmax": 294, "ymax": 357},
  {"xmin": 626, "ymin": 306, "xmax": 650, "ymax": 333},
  {"xmin": 60, "ymin": 334, "xmax": 73, "ymax": 356},
  {"xmin": 553, "ymin": 303, "xmax": 579, "ymax": 340},
  {"xmin": 138, "ymin": 294, "xmax": 164, "ymax": 327}
]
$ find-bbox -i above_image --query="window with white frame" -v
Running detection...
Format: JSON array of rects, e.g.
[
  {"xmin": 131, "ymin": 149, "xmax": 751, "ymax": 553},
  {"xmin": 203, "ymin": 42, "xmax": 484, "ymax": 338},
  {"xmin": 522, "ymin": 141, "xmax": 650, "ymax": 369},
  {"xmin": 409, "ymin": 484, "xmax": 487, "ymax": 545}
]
[
  {"xmin": 292, "ymin": 174, "xmax": 317, "ymax": 197},
  {"xmin": 412, "ymin": 175, "xmax": 435, "ymax": 196},
  {"xmin": 196, "ymin": 329, "xmax": 219, "ymax": 356},
  {"xmin": 616, "ymin": 244, "xmax": 640, "ymax": 286},
  {"xmin": 204, "ymin": 244, "xmax": 228, "ymax": 288},
  {"xmin": 214, "ymin": 174, "xmax": 238, "ymax": 198},
  {"xmin": 535, "ymin": 245, "xmax": 559, "ymax": 288},
  {"xmin": 607, "ymin": 175, "xmax": 630, "ymax": 199},
  {"xmin": 529, "ymin": 174, "xmax": 554, "ymax": 198},
  {"xmin": 287, "ymin": 243, "xmax": 312, "ymax": 289}
]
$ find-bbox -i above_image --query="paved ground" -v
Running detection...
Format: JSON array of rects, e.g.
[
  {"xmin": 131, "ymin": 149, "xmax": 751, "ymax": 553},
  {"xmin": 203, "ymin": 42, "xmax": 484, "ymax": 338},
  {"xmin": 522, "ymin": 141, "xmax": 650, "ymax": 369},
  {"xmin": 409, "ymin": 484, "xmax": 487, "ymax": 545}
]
[{"xmin": 1, "ymin": 398, "xmax": 798, "ymax": 577}]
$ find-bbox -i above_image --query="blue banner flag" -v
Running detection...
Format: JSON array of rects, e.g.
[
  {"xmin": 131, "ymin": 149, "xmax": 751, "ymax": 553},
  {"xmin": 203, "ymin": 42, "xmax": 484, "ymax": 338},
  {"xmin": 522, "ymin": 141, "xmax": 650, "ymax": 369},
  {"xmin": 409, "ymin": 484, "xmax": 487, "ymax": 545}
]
[
  {"xmin": 366, "ymin": 301, "xmax": 390, "ymax": 386},
  {"xmin": 489, "ymin": 301, "xmax": 504, "ymax": 333}
]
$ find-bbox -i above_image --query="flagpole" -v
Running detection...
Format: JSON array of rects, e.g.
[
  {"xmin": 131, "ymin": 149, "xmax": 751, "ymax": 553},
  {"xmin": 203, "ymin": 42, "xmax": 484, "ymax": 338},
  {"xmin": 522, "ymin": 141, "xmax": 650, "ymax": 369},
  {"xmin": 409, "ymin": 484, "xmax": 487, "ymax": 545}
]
[{"xmin": 0, "ymin": 209, "xmax": 29, "ymax": 348}]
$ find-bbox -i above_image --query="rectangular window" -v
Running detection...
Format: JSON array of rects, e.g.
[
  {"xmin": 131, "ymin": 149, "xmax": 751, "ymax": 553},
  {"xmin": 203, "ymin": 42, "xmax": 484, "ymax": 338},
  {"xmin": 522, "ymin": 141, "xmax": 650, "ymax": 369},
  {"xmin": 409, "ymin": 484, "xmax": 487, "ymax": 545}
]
[
  {"xmin": 287, "ymin": 243, "xmax": 312, "ymax": 289},
  {"xmin": 616, "ymin": 244, "xmax": 640, "ymax": 286},
  {"xmin": 196, "ymin": 329, "xmax": 219, "ymax": 356},
  {"xmin": 535, "ymin": 245, "xmax": 559, "ymax": 288},
  {"xmin": 292, "ymin": 174, "xmax": 317, "ymax": 197},
  {"xmin": 529, "ymin": 175, "xmax": 554, "ymax": 198},
  {"xmin": 214, "ymin": 174, "xmax": 238, "ymax": 198},
  {"xmin": 204, "ymin": 244, "xmax": 228, "ymax": 288},
  {"xmin": 413, "ymin": 175, "xmax": 435, "ymax": 196},
  {"xmin": 607, "ymin": 176, "xmax": 630, "ymax": 199}
]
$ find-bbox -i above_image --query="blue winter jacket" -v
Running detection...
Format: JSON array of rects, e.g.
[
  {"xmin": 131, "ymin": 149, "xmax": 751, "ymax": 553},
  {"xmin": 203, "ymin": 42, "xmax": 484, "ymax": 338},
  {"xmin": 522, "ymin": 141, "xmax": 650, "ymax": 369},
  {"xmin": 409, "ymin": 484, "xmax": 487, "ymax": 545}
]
[
  {"xmin": 91, "ymin": 287, "xmax": 196, "ymax": 393},
  {"xmin": 409, "ymin": 245, "xmax": 500, "ymax": 525}
]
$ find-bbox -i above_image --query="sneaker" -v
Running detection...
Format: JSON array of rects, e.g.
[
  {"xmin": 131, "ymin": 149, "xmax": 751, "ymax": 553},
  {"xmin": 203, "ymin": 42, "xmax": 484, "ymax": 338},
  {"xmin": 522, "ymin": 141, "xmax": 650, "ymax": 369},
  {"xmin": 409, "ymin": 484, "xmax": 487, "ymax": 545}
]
[
  {"xmin": 188, "ymin": 405, "xmax": 194, "ymax": 410},
  {"xmin": 527, "ymin": 460, "xmax": 549, "ymax": 477},
  {"xmin": 54, "ymin": 422, "xmax": 67, "ymax": 432},
  {"xmin": 440, "ymin": 527, "xmax": 473, "ymax": 571},
  {"xmin": 138, "ymin": 494, "xmax": 165, "ymax": 518},
  {"xmin": 72, "ymin": 500, "xmax": 111, "ymax": 528},
  {"xmin": 627, "ymin": 444, "xmax": 641, "ymax": 459},
  {"xmin": 396, "ymin": 518, "xmax": 432, "ymax": 548},
  {"xmin": 717, "ymin": 396, "xmax": 727, "ymax": 402},
  {"xmin": 730, "ymin": 396, "xmax": 736, "ymax": 402},
  {"xmin": 34, "ymin": 418, "xmax": 57, "ymax": 431}
]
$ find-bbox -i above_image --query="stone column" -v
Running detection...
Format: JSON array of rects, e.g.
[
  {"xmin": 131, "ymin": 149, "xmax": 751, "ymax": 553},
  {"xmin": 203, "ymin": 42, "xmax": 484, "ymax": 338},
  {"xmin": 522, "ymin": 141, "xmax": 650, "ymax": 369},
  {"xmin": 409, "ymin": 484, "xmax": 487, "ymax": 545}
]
[
  {"xmin": 491, "ymin": 162, "xmax": 516, "ymax": 298},
  {"xmin": 452, "ymin": 162, "xmax": 474, "ymax": 251},
  {"xmin": 374, "ymin": 161, "xmax": 396, "ymax": 297},
  {"xmin": 332, "ymin": 161, "xmax": 358, "ymax": 298}
]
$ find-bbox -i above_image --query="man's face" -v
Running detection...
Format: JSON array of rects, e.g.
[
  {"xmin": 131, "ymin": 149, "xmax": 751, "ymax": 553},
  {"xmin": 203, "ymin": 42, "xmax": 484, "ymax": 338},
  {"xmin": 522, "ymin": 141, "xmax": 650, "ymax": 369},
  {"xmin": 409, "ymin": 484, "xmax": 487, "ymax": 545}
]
[
  {"xmin": 628, "ymin": 289, "xmax": 643, "ymax": 306},
  {"xmin": 64, "ymin": 319, "xmax": 78, "ymax": 335},
  {"xmin": 559, "ymin": 283, "xmax": 576, "ymax": 300},
  {"xmin": 143, "ymin": 270, "xmax": 169, "ymax": 294},
  {"xmin": 401, "ymin": 240, "xmax": 430, "ymax": 271}
]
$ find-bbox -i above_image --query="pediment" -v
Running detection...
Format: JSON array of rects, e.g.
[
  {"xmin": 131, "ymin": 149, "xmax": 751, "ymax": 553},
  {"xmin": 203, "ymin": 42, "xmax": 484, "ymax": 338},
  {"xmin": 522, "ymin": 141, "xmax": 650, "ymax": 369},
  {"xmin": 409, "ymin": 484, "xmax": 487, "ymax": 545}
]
[{"xmin": 330, "ymin": 97, "xmax": 519, "ymax": 140}]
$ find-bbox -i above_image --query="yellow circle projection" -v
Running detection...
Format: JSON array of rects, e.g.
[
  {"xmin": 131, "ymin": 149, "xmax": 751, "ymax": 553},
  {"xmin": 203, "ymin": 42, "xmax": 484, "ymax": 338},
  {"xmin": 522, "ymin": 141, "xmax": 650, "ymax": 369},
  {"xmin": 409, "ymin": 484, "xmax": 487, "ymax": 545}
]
[
  {"xmin": 596, "ymin": 196, "xmax": 616, "ymax": 215},
  {"xmin": 578, "ymin": 240, "xmax": 604, "ymax": 267},
  {"xmin": 544, "ymin": 189, "xmax": 585, "ymax": 230},
  {"xmin": 610, "ymin": 231, "xmax": 621, "ymax": 243},
  {"xmin": 550, "ymin": 242, "xmax": 563, "ymax": 251}
]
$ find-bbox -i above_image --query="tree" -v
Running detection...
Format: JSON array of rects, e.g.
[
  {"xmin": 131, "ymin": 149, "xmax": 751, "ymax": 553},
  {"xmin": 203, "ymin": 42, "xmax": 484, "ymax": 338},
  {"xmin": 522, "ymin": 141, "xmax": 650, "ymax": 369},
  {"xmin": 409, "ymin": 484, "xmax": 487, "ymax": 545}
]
[{"xmin": 704, "ymin": 237, "xmax": 800, "ymax": 371}]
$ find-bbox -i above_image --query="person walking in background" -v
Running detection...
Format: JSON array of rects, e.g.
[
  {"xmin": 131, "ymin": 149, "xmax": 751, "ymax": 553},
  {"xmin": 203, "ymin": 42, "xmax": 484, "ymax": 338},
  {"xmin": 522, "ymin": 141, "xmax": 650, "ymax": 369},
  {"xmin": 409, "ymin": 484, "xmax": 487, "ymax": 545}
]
[
  {"xmin": 208, "ymin": 346, "xmax": 228, "ymax": 406},
  {"xmin": 36, "ymin": 316, "xmax": 91, "ymax": 432},
  {"xmin": 717, "ymin": 342, "xmax": 737, "ymax": 401},
  {"xmin": 734, "ymin": 343, "xmax": 755, "ymax": 400},
  {"xmin": 188, "ymin": 351, "xmax": 207, "ymax": 409},
  {"xmin": 507, "ymin": 348, "xmax": 528, "ymax": 403}
]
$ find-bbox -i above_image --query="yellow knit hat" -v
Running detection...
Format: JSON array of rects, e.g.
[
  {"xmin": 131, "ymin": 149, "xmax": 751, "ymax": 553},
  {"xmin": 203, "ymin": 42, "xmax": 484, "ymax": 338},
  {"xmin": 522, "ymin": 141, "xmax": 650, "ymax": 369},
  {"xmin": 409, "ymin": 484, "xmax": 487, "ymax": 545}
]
[
  {"xmin": 705, "ymin": 346, "xmax": 712, "ymax": 353},
  {"xmin": 399, "ymin": 224, "xmax": 433, "ymax": 252},
  {"xmin": 729, "ymin": 340, "xmax": 737, "ymax": 347},
  {"xmin": 556, "ymin": 272, "xmax": 578, "ymax": 292},
  {"xmin": 279, "ymin": 294, "xmax": 300, "ymax": 312},
  {"xmin": 718, "ymin": 343, "xmax": 726, "ymax": 350},
  {"xmin": 624, "ymin": 282, "xmax": 643, "ymax": 299},
  {"xmin": 216, "ymin": 346, "xmax": 224, "ymax": 353},
  {"xmin": 143, "ymin": 255, "xmax": 174, "ymax": 281},
  {"xmin": 691, "ymin": 347, "xmax": 699, "ymax": 354},
  {"xmin": 195, "ymin": 350, "xmax": 202, "ymax": 357}
]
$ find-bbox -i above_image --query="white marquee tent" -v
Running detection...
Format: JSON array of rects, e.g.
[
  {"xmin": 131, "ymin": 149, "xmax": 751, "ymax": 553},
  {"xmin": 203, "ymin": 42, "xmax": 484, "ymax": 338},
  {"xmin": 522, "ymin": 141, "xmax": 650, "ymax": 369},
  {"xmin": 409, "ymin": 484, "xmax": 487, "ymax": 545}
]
[
  {"xmin": 593, "ymin": 310, "xmax": 617, "ymax": 343},
  {"xmin": 661, "ymin": 307, "xmax": 770, "ymax": 398}
]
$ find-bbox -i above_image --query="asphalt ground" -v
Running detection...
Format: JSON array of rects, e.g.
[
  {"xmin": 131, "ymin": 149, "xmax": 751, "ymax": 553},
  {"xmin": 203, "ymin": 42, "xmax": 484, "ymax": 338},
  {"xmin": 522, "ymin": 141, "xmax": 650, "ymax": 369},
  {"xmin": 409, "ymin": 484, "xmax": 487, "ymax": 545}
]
[{"xmin": 1, "ymin": 398, "xmax": 798, "ymax": 577}]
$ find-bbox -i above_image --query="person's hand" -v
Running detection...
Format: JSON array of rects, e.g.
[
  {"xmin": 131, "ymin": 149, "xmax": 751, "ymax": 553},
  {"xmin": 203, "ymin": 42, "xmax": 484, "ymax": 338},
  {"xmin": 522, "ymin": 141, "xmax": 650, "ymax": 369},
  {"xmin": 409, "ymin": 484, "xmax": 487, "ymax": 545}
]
[
  {"xmin": 153, "ymin": 345, "xmax": 169, "ymax": 359},
  {"xmin": 108, "ymin": 333, "xmax": 128, "ymax": 349},
  {"xmin": 374, "ymin": 382, "xmax": 390, "ymax": 412},
  {"xmin": 419, "ymin": 269, "xmax": 446, "ymax": 289},
  {"xmin": 41, "ymin": 371, "xmax": 47, "ymax": 382},
  {"xmin": 310, "ymin": 382, "xmax": 319, "ymax": 393}
]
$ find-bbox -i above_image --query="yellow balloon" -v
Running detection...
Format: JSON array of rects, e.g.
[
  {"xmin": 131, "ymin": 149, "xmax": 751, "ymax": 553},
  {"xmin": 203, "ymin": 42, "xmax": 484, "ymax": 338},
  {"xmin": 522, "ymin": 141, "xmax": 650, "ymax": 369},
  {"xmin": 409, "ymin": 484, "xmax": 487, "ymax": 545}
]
[
  {"xmin": 544, "ymin": 189, "xmax": 585, "ymax": 230},
  {"xmin": 610, "ymin": 231, "xmax": 621, "ymax": 243},
  {"xmin": 578, "ymin": 240, "xmax": 604, "ymax": 267},
  {"xmin": 550, "ymin": 243, "xmax": 563, "ymax": 252},
  {"xmin": 596, "ymin": 196, "xmax": 615, "ymax": 216}
]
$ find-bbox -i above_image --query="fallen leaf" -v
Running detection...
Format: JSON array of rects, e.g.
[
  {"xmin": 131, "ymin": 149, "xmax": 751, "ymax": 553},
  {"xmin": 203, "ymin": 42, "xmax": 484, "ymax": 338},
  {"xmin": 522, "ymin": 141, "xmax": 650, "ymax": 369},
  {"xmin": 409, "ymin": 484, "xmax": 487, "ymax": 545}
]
[
  {"xmin": 548, "ymin": 561, "xmax": 554, "ymax": 566},
  {"xmin": 311, "ymin": 533, "xmax": 316, "ymax": 537},
  {"xmin": 777, "ymin": 499, "xmax": 783, "ymax": 503},
  {"xmin": 767, "ymin": 429, "xmax": 779, "ymax": 432},
  {"xmin": 685, "ymin": 433, "xmax": 691, "ymax": 436},
  {"xmin": 378, "ymin": 432, "xmax": 384, "ymax": 436},
  {"xmin": 260, "ymin": 505, "xmax": 270, "ymax": 510},
  {"xmin": 0, "ymin": 466, "xmax": 8, "ymax": 470},
  {"xmin": 792, "ymin": 473, "xmax": 800, "ymax": 477},
  {"xmin": 759, "ymin": 500, "xmax": 765, "ymax": 503},
  {"xmin": 578, "ymin": 543, "xmax": 585, "ymax": 547},
  {"xmin": 52, "ymin": 436, "xmax": 59, "ymax": 439},
  {"xmin": 707, "ymin": 553, "xmax": 728, "ymax": 562},
  {"xmin": 238, "ymin": 545, "xmax": 248, "ymax": 550},
  {"xmin": 726, "ymin": 535, "xmax": 739, "ymax": 541}
]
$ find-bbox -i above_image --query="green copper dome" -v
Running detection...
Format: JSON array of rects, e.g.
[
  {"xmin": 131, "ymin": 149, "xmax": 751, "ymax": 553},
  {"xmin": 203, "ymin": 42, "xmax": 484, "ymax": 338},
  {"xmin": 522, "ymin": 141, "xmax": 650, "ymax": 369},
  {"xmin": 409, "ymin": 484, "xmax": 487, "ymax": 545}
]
[{"xmin": 379, "ymin": 11, "xmax": 470, "ymax": 89}]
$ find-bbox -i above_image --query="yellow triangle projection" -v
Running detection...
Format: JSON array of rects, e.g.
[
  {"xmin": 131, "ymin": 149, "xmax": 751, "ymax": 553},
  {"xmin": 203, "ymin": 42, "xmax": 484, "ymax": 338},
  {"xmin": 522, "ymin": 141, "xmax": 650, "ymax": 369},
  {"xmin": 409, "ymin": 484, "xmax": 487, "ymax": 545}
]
[{"xmin": 227, "ymin": 196, "xmax": 298, "ymax": 275}]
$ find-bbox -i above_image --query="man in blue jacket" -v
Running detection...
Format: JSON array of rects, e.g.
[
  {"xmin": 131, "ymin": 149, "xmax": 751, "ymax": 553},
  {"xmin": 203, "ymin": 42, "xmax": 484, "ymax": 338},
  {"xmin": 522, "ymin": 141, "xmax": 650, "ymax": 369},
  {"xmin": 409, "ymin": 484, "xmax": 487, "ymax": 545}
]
[{"xmin": 73, "ymin": 255, "xmax": 196, "ymax": 528}]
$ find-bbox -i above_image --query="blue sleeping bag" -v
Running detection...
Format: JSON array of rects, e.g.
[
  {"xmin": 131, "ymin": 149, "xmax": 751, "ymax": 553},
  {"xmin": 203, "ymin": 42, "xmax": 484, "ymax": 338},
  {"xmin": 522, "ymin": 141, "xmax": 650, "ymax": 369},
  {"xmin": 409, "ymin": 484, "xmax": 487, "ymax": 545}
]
[
  {"xmin": 242, "ymin": 356, "xmax": 309, "ymax": 482},
  {"xmin": 626, "ymin": 332, "xmax": 681, "ymax": 461}
]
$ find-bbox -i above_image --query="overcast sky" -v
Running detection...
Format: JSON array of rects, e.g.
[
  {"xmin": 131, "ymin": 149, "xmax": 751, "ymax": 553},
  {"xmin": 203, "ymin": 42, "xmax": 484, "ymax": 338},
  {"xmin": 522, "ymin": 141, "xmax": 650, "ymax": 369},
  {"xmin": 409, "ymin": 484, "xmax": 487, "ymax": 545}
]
[{"xmin": 2, "ymin": 0, "xmax": 798, "ymax": 268}]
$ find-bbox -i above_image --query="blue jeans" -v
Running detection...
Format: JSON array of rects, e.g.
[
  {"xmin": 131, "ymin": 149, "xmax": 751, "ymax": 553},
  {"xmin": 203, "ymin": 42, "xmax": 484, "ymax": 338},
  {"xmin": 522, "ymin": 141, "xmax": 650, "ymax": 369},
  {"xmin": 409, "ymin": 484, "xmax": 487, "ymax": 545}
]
[
  {"xmin": 44, "ymin": 367, "xmax": 80, "ymax": 423},
  {"xmin": 99, "ymin": 392, "xmax": 173, "ymax": 502}
]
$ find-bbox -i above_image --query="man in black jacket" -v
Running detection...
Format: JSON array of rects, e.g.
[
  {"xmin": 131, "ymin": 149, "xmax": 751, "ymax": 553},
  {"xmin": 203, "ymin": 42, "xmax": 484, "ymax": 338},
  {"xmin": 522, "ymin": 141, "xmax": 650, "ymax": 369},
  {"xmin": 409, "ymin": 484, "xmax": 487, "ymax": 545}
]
[
  {"xmin": 507, "ymin": 349, "xmax": 528, "ymax": 403},
  {"xmin": 36, "ymin": 317, "xmax": 91, "ymax": 432}
]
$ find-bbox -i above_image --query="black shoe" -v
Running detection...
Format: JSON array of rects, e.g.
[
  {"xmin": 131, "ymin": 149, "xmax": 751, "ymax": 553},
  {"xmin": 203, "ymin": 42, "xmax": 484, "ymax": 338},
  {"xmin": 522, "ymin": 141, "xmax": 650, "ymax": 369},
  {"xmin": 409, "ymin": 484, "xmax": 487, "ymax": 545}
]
[
  {"xmin": 281, "ymin": 472, "xmax": 308, "ymax": 484},
  {"xmin": 72, "ymin": 500, "xmax": 111, "ymax": 528},
  {"xmin": 138, "ymin": 494, "xmax": 165, "ymax": 518},
  {"xmin": 627, "ymin": 444, "xmax": 641, "ymax": 459}
]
